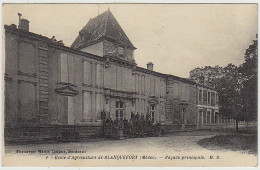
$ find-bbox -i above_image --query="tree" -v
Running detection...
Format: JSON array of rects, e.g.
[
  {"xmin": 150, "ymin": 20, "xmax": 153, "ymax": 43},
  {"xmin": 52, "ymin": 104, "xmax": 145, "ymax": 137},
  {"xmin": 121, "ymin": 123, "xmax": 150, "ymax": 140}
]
[
  {"xmin": 189, "ymin": 35, "xmax": 257, "ymax": 132},
  {"xmin": 189, "ymin": 65, "xmax": 224, "ymax": 87},
  {"xmin": 217, "ymin": 64, "xmax": 244, "ymax": 131},
  {"xmin": 239, "ymin": 35, "xmax": 258, "ymax": 123}
]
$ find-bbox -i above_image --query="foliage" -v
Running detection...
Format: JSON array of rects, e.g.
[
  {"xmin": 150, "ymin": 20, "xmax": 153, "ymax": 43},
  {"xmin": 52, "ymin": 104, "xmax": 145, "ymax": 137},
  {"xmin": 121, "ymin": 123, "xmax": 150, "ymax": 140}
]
[
  {"xmin": 189, "ymin": 35, "xmax": 258, "ymax": 125},
  {"xmin": 189, "ymin": 65, "xmax": 224, "ymax": 87},
  {"xmin": 217, "ymin": 64, "xmax": 244, "ymax": 121},
  {"xmin": 239, "ymin": 36, "xmax": 258, "ymax": 121}
]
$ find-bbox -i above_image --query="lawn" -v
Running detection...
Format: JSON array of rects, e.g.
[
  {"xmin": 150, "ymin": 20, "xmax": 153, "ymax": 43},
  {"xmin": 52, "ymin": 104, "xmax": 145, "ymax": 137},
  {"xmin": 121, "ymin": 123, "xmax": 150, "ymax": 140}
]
[{"xmin": 197, "ymin": 129, "xmax": 257, "ymax": 154}]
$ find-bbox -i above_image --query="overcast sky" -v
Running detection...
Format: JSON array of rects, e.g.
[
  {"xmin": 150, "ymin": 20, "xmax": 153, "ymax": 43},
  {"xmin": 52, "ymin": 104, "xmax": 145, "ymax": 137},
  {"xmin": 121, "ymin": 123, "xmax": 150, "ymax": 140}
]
[{"xmin": 3, "ymin": 4, "xmax": 258, "ymax": 78}]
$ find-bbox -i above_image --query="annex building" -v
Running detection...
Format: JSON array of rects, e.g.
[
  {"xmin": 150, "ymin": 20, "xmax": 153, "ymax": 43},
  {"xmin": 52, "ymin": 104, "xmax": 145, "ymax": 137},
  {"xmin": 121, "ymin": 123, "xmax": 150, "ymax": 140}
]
[{"xmin": 4, "ymin": 10, "xmax": 226, "ymax": 140}]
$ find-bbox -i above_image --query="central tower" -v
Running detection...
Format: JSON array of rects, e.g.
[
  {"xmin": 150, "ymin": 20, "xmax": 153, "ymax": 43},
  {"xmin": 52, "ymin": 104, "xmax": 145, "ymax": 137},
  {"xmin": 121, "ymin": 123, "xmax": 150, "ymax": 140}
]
[{"xmin": 71, "ymin": 9, "xmax": 136, "ymax": 63}]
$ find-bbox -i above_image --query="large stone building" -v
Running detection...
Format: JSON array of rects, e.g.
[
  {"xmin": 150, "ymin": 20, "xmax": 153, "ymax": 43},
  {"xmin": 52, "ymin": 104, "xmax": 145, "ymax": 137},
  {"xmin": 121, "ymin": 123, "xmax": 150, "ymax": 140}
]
[{"xmin": 4, "ymin": 10, "xmax": 223, "ymax": 140}]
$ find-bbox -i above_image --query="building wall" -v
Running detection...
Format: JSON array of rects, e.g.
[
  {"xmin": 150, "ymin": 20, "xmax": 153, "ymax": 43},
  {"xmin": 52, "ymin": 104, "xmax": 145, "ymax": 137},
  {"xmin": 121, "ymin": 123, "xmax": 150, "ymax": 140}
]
[
  {"xmin": 47, "ymin": 43, "xmax": 166, "ymax": 126},
  {"xmin": 4, "ymin": 25, "xmax": 219, "ymax": 136},
  {"xmin": 165, "ymin": 77, "xmax": 197, "ymax": 125},
  {"xmin": 132, "ymin": 70, "xmax": 166, "ymax": 123}
]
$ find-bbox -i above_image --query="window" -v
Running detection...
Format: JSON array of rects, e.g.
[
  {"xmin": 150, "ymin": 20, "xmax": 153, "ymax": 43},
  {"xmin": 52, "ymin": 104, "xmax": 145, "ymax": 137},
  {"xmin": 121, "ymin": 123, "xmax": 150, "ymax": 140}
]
[
  {"xmin": 189, "ymin": 86, "xmax": 194, "ymax": 102},
  {"xmin": 96, "ymin": 93, "xmax": 103, "ymax": 119},
  {"xmin": 19, "ymin": 81, "xmax": 36, "ymax": 119},
  {"xmin": 216, "ymin": 94, "xmax": 218, "ymax": 105},
  {"xmin": 139, "ymin": 75, "xmax": 141, "ymax": 95},
  {"xmin": 79, "ymin": 31, "xmax": 84, "ymax": 42},
  {"xmin": 116, "ymin": 102, "xmax": 124, "ymax": 121},
  {"xmin": 173, "ymin": 83, "xmax": 179, "ymax": 98},
  {"xmin": 211, "ymin": 110, "xmax": 214, "ymax": 123},
  {"xmin": 83, "ymin": 61, "xmax": 92, "ymax": 85},
  {"xmin": 215, "ymin": 112, "xmax": 218, "ymax": 124},
  {"xmin": 60, "ymin": 53, "xmax": 68, "ymax": 82},
  {"xmin": 141, "ymin": 75, "xmax": 145, "ymax": 95},
  {"xmin": 141, "ymin": 99, "xmax": 145, "ymax": 114},
  {"xmin": 60, "ymin": 53, "xmax": 73, "ymax": 83},
  {"xmin": 83, "ymin": 91, "xmax": 92, "ymax": 121},
  {"xmin": 211, "ymin": 92, "xmax": 215, "ymax": 106},
  {"xmin": 153, "ymin": 78, "xmax": 156, "ymax": 95},
  {"xmin": 130, "ymin": 111, "xmax": 134, "ymax": 120},
  {"xmin": 95, "ymin": 63, "xmax": 103, "ymax": 87},
  {"xmin": 207, "ymin": 92, "xmax": 211, "ymax": 104},
  {"xmin": 140, "ymin": 75, "xmax": 143, "ymax": 94},
  {"xmin": 19, "ymin": 42, "xmax": 36, "ymax": 75},
  {"xmin": 198, "ymin": 89, "xmax": 203, "ymax": 102},
  {"xmin": 203, "ymin": 90, "xmax": 207, "ymax": 103},
  {"xmin": 150, "ymin": 105, "xmax": 155, "ymax": 123},
  {"xmin": 160, "ymin": 79, "xmax": 165, "ymax": 97},
  {"xmin": 207, "ymin": 111, "xmax": 210, "ymax": 124},
  {"xmin": 150, "ymin": 77, "xmax": 155, "ymax": 96},
  {"xmin": 203, "ymin": 111, "xmax": 207, "ymax": 124}
]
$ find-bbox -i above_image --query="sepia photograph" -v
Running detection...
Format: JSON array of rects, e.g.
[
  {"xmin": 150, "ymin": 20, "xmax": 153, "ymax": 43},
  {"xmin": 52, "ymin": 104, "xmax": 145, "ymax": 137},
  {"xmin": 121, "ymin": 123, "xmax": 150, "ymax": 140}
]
[{"xmin": 2, "ymin": 3, "xmax": 258, "ymax": 167}]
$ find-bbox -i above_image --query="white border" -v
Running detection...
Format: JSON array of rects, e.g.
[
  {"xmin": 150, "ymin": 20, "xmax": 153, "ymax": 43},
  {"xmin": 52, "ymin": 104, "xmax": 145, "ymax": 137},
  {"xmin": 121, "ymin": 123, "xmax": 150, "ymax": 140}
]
[{"xmin": 0, "ymin": 1, "xmax": 259, "ymax": 170}]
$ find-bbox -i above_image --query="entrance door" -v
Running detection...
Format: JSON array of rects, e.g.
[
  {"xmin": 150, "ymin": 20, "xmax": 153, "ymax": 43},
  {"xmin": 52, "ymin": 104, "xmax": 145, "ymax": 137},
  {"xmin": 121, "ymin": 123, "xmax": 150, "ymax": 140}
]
[{"xmin": 116, "ymin": 101, "xmax": 124, "ymax": 121}]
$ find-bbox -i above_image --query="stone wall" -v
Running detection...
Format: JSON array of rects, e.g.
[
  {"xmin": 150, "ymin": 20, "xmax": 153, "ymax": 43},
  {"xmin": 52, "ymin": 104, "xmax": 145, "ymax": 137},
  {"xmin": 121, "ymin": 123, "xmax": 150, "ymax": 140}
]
[{"xmin": 5, "ymin": 30, "xmax": 40, "ymax": 127}]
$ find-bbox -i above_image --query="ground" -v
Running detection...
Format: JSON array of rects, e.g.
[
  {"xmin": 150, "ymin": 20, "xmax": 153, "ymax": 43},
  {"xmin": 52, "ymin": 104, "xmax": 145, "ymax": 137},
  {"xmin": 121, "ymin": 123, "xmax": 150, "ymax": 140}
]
[
  {"xmin": 3, "ymin": 130, "xmax": 258, "ymax": 167},
  {"xmin": 198, "ymin": 130, "xmax": 257, "ymax": 154}
]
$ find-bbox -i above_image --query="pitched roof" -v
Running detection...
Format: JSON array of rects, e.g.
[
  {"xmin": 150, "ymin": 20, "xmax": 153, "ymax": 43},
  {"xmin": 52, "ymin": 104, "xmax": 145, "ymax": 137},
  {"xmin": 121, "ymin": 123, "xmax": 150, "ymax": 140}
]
[{"xmin": 71, "ymin": 10, "xmax": 136, "ymax": 50}]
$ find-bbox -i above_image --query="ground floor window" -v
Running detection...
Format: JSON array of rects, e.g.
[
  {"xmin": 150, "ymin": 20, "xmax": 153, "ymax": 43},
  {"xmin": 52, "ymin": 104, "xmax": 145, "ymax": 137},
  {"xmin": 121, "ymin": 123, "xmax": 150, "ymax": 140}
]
[
  {"xmin": 215, "ymin": 112, "xmax": 219, "ymax": 123},
  {"xmin": 207, "ymin": 111, "xmax": 210, "ymax": 124},
  {"xmin": 150, "ymin": 105, "xmax": 155, "ymax": 123},
  {"xmin": 116, "ymin": 101, "xmax": 124, "ymax": 121},
  {"xmin": 199, "ymin": 110, "xmax": 203, "ymax": 125},
  {"xmin": 203, "ymin": 111, "xmax": 206, "ymax": 124},
  {"xmin": 211, "ymin": 110, "xmax": 215, "ymax": 124}
]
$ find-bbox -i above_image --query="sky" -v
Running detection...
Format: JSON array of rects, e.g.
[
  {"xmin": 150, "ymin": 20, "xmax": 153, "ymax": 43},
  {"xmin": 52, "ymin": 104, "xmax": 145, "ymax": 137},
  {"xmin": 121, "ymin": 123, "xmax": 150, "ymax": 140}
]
[{"xmin": 2, "ymin": 4, "xmax": 258, "ymax": 78}]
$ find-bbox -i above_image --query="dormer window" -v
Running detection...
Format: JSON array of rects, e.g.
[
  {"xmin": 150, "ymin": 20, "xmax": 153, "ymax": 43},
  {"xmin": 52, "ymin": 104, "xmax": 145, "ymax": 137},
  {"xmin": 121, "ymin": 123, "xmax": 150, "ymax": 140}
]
[{"xmin": 79, "ymin": 31, "xmax": 84, "ymax": 42}]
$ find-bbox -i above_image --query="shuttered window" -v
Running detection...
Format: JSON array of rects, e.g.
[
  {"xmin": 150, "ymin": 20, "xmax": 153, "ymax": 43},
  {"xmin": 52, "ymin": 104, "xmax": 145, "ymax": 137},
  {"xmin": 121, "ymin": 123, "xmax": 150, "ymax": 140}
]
[
  {"xmin": 83, "ymin": 91, "xmax": 92, "ymax": 121},
  {"xmin": 60, "ymin": 53, "xmax": 68, "ymax": 83},
  {"xmin": 83, "ymin": 61, "xmax": 92, "ymax": 85}
]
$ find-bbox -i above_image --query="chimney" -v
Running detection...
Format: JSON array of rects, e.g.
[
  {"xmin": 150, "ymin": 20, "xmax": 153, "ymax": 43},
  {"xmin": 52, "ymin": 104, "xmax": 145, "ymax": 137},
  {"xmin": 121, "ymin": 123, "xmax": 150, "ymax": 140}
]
[
  {"xmin": 18, "ymin": 13, "xmax": 29, "ymax": 31},
  {"xmin": 147, "ymin": 62, "xmax": 154, "ymax": 71}
]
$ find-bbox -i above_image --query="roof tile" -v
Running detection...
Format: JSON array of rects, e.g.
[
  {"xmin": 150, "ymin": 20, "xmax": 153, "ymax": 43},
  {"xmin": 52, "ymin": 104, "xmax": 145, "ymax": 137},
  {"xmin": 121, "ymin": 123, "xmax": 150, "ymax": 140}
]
[{"xmin": 71, "ymin": 10, "xmax": 136, "ymax": 50}]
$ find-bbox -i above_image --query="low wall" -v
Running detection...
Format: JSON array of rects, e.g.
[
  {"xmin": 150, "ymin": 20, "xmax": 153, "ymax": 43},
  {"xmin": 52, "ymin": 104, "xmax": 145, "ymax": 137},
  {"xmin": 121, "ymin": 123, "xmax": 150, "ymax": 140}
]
[
  {"xmin": 161, "ymin": 122, "xmax": 257, "ymax": 133},
  {"xmin": 4, "ymin": 125, "xmax": 102, "ymax": 144},
  {"xmin": 200, "ymin": 122, "xmax": 257, "ymax": 130}
]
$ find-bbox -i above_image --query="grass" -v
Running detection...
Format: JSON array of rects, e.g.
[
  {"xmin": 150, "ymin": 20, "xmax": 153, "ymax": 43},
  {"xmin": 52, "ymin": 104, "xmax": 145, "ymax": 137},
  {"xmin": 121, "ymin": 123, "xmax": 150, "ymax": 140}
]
[{"xmin": 197, "ymin": 130, "xmax": 257, "ymax": 155}]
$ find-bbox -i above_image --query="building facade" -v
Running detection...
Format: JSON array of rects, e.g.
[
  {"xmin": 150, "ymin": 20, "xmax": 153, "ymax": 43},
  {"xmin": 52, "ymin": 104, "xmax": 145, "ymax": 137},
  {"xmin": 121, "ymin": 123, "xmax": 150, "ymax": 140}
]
[{"xmin": 4, "ymin": 10, "xmax": 224, "ymax": 139}]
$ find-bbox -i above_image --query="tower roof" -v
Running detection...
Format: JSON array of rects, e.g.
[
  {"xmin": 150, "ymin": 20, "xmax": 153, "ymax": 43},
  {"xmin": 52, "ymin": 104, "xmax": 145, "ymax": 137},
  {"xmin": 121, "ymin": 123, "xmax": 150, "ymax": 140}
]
[{"xmin": 71, "ymin": 10, "xmax": 136, "ymax": 50}]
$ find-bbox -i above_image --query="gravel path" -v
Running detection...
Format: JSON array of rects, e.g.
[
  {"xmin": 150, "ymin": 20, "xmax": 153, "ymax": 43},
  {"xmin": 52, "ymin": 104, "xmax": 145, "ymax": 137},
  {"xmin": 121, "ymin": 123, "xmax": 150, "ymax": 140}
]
[{"xmin": 4, "ymin": 131, "xmax": 257, "ymax": 166}]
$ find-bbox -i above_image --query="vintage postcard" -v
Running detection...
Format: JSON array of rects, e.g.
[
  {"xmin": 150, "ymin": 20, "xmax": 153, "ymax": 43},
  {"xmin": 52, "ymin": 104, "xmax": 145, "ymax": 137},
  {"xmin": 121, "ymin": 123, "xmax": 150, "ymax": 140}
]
[{"xmin": 2, "ymin": 3, "xmax": 258, "ymax": 167}]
